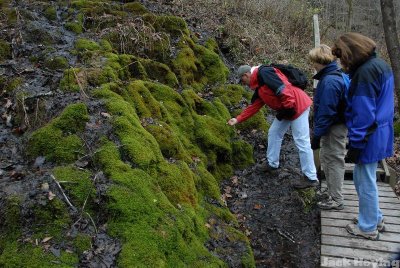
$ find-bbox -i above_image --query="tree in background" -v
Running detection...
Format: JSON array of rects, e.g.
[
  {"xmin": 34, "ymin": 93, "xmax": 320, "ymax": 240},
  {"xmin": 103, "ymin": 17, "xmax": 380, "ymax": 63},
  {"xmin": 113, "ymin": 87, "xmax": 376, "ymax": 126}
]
[{"xmin": 380, "ymin": 0, "xmax": 400, "ymax": 113}]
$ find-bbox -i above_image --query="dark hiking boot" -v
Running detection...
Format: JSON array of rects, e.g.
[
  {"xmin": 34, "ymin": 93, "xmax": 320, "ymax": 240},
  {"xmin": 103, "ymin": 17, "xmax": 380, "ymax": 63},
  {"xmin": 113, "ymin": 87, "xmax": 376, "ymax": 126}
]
[
  {"xmin": 316, "ymin": 187, "xmax": 330, "ymax": 201},
  {"xmin": 317, "ymin": 196, "xmax": 344, "ymax": 210},
  {"xmin": 352, "ymin": 217, "xmax": 385, "ymax": 232},
  {"xmin": 254, "ymin": 162, "xmax": 279, "ymax": 173},
  {"xmin": 293, "ymin": 176, "xmax": 319, "ymax": 189}
]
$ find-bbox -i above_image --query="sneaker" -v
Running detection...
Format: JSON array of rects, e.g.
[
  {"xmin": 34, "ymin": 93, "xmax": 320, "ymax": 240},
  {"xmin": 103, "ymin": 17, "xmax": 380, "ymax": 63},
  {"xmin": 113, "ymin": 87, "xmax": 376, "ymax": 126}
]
[
  {"xmin": 255, "ymin": 162, "xmax": 279, "ymax": 173},
  {"xmin": 317, "ymin": 196, "xmax": 344, "ymax": 210},
  {"xmin": 293, "ymin": 176, "xmax": 319, "ymax": 189},
  {"xmin": 346, "ymin": 223, "xmax": 379, "ymax": 240},
  {"xmin": 352, "ymin": 217, "xmax": 385, "ymax": 232},
  {"xmin": 316, "ymin": 188, "xmax": 330, "ymax": 200}
]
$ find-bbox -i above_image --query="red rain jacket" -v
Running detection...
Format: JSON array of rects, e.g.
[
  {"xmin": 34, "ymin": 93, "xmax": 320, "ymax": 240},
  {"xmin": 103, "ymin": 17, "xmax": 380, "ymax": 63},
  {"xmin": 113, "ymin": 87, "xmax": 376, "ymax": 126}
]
[{"xmin": 236, "ymin": 66, "xmax": 312, "ymax": 123}]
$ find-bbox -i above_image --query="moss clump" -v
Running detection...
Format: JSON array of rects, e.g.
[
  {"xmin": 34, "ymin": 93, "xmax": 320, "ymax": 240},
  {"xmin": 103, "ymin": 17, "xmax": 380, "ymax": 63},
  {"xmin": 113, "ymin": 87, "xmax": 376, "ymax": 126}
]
[
  {"xmin": 53, "ymin": 166, "xmax": 94, "ymax": 208},
  {"xmin": 0, "ymin": 196, "xmax": 21, "ymax": 241},
  {"xmin": 232, "ymin": 140, "xmax": 254, "ymax": 169},
  {"xmin": 394, "ymin": 121, "xmax": 400, "ymax": 137},
  {"xmin": 28, "ymin": 103, "xmax": 89, "ymax": 163},
  {"xmin": 65, "ymin": 13, "xmax": 84, "ymax": 34},
  {"xmin": 73, "ymin": 234, "xmax": 92, "ymax": 255},
  {"xmin": 0, "ymin": 39, "xmax": 11, "ymax": 61},
  {"xmin": 155, "ymin": 161, "xmax": 198, "ymax": 206},
  {"xmin": 44, "ymin": 6, "xmax": 57, "ymax": 21},
  {"xmin": 123, "ymin": 2, "xmax": 148, "ymax": 15},
  {"xmin": 155, "ymin": 15, "xmax": 190, "ymax": 37},
  {"xmin": 214, "ymin": 85, "xmax": 252, "ymax": 107},
  {"xmin": 44, "ymin": 56, "xmax": 69, "ymax": 70},
  {"xmin": 59, "ymin": 68, "xmax": 83, "ymax": 92},
  {"xmin": 234, "ymin": 108, "xmax": 269, "ymax": 132},
  {"xmin": 126, "ymin": 80, "xmax": 162, "ymax": 119},
  {"xmin": 95, "ymin": 139, "xmax": 224, "ymax": 267},
  {"xmin": 172, "ymin": 42, "xmax": 229, "ymax": 90},
  {"xmin": 297, "ymin": 188, "xmax": 316, "ymax": 212},
  {"xmin": 140, "ymin": 59, "xmax": 178, "ymax": 88},
  {"xmin": 0, "ymin": 77, "xmax": 23, "ymax": 93}
]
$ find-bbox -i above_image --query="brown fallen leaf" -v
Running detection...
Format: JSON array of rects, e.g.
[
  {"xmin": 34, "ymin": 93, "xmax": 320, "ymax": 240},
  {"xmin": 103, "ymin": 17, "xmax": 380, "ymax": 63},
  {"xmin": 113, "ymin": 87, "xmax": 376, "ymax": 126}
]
[
  {"xmin": 254, "ymin": 204, "xmax": 262, "ymax": 210},
  {"xmin": 48, "ymin": 191, "xmax": 56, "ymax": 200}
]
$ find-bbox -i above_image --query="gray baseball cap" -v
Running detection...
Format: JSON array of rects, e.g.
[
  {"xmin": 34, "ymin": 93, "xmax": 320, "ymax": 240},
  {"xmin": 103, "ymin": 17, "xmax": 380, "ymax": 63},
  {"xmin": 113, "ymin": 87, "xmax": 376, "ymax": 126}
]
[{"xmin": 236, "ymin": 65, "xmax": 251, "ymax": 84}]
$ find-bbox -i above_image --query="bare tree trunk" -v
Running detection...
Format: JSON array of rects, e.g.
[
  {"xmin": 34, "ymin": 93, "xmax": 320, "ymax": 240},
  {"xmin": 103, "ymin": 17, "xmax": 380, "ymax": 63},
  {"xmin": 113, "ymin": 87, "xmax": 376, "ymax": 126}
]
[
  {"xmin": 346, "ymin": 0, "xmax": 353, "ymax": 31},
  {"xmin": 380, "ymin": 0, "xmax": 400, "ymax": 113}
]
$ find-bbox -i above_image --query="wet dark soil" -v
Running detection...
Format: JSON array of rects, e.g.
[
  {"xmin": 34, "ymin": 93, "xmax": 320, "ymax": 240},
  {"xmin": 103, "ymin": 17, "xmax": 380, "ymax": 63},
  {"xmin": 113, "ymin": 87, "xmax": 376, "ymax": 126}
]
[{"xmin": 222, "ymin": 126, "xmax": 320, "ymax": 268}]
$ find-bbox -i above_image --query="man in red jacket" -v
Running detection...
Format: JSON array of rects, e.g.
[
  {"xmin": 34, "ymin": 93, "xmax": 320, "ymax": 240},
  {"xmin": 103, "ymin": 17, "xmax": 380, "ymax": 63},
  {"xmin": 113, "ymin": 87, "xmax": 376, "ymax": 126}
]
[{"xmin": 227, "ymin": 65, "xmax": 318, "ymax": 189}]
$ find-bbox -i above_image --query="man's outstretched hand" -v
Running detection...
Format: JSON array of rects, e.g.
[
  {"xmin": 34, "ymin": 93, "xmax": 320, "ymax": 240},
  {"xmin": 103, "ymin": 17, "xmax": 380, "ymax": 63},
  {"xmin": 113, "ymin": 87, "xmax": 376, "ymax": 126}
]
[{"xmin": 227, "ymin": 118, "xmax": 238, "ymax": 126}]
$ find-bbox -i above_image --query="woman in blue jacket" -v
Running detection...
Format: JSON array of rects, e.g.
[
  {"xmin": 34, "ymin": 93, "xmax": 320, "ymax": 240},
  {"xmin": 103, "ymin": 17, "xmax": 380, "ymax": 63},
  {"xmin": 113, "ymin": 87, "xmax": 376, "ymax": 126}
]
[
  {"xmin": 309, "ymin": 44, "xmax": 350, "ymax": 210},
  {"xmin": 332, "ymin": 33, "xmax": 394, "ymax": 240}
]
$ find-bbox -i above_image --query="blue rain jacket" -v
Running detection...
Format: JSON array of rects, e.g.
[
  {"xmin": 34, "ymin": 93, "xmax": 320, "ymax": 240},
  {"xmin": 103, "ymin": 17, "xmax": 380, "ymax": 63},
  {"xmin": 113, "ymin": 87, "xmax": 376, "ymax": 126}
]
[
  {"xmin": 346, "ymin": 54, "xmax": 394, "ymax": 163},
  {"xmin": 313, "ymin": 61, "xmax": 349, "ymax": 138}
]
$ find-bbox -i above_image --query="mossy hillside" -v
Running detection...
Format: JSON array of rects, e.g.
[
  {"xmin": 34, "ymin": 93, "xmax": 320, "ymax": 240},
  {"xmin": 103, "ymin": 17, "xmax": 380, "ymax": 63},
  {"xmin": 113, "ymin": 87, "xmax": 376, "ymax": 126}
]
[
  {"xmin": 28, "ymin": 103, "xmax": 89, "ymax": 163},
  {"xmin": 140, "ymin": 59, "xmax": 178, "ymax": 88},
  {"xmin": 95, "ymin": 139, "xmax": 225, "ymax": 267},
  {"xmin": 122, "ymin": 2, "xmax": 149, "ymax": 15}
]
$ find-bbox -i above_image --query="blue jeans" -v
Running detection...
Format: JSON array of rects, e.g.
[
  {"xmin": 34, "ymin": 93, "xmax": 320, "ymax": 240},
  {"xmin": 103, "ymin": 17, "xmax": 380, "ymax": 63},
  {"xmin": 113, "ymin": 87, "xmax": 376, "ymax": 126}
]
[
  {"xmin": 353, "ymin": 162, "xmax": 383, "ymax": 232},
  {"xmin": 267, "ymin": 108, "xmax": 318, "ymax": 180}
]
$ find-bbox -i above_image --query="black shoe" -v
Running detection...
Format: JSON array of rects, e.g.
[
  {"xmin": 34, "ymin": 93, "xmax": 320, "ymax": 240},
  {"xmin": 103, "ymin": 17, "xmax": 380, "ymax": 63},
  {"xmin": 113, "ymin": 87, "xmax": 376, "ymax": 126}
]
[
  {"xmin": 255, "ymin": 162, "xmax": 279, "ymax": 173},
  {"xmin": 293, "ymin": 176, "xmax": 319, "ymax": 189}
]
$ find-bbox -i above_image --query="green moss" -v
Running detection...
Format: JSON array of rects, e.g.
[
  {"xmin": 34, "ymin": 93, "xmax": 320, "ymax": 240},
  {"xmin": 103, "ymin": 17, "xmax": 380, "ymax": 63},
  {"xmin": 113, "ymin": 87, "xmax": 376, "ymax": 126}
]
[
  {"xmin": 0, "ymin": 241, "xmax": 78, "ymax": 268},
  {"xmin": 0, "ymin": 196, "xmax": 21, "ymax": 240},
  {"xmin": 214, "ymin": 85, "xmax": 251, "ymax": 107},
  {"xmin": 205, "ymin": 38, "xmax": 219, "ymax": 53},
  {"xmin": 32, "ymin": 198, "xmax": 71, "ymax": 239},
  {"xmin": 297, "ymin": 188, "xmax": 316, "ymax": 212},
  {"xmin": 65, "ymin": 13, "xmax": 84, "ymax": 34},
  {"xmin": 394, "ymin": 121, "xmax": 400, "ymax": 137},
  {"xmin": 73, "ymin": 234, "xmax": 92, "ymax": 255},
  {"xmin": 53, "ymin": 166, "xmax": 94, "ymax": 208},
  {"xmin": 59, "ymin": 68, "xmax": 82, "ymax": 92},
  {"xmin": 28, "ymin": 103, "xmax": 89, "ymax": 163},
  {"xmin": 44, "ymin": 56, "xmax": 69, "ymax": 70},
  {"xmin": 75, "ymin": 38, "xmax": 101, "ymax": 52},
  {"xmin": 44, "ymin": 6, "xmax": 57, "ymax": 21},
  {"xmin": 192, "ymin": 166, "xmax": 220, "ymax": 200},
  {"xmin": 100, "ymin": 39, "xmax": 113, "ymax": 52},
  {"xmin": 123, "ymin": 2, "xmax": 148, "ymax": 15},
  {"xmin": 140, "ymin": 59, "xmax": 178, "ymax": 88},
  {"xmin": 155, "ymin": 161, "xmax": 197, "ymax": 206},
  {"xmin": 155, "ymin": 15, "xmax": 190, "ymax": 36},
  {"xmin": 234, "ymin": 108, "xmax": 269, "ymax": 132},
  {"xmin": 232, "ymin": 140, "xmax": 254, "ymax": 169},
  {"xmin": 145, "ymin": 122, "xmax": 189, "ymax": 161},
  {"xmin": 0, "ymin": 39, "xmax": 11, "ymax": 61},
  {"xmin": 172, "ymin": 42, "xmax": 229, "ymax": 90},
  {"xmin": 0, "ymin": 77, "xmax": 23, "ymax": 93}
]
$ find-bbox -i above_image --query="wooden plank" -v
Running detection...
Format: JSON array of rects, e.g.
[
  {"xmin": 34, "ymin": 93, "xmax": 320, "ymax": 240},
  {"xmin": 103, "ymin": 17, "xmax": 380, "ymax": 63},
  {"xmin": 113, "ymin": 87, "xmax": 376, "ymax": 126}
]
[
  {"xmin": 341, "ymin": 183, "xmax": 394, "ymax": 192},
  {"xmin": 343, "ymin": 199, "xmax": 400, "ymax": 210},
  {"xmin": 339, "ymin": 205, "xmax": 400, "ymax": 217},
  {"xmin": 321, "ymin": 211, "xmax": 400, "ymax": 225},
  {"xmin": 341, "ymin": 188, "xmax": 397, "ymax": 197},
  {"xmin": 343, "ymin": 194, "xmax": 400, "ymax": 204},
  {"xmin": 321, "ymin": 218, "xmax": 400, "ymax": 233},
  {"xmin": 322, "ymin": 226, "xmax": 400, "ymax": 243},
  {"xmin": 381, "ymin": 159, "xmax": 391, "ymax": 180},
  {"xmin": 322, "ymin": 245, "xmax": 394, "ymax": 262},
  {"xmin": 321, "ymin": 256, "xmax": 376, "ymax": 268},
  {"xmin": 322, "ymin": 234, "xmax": 400, "ymax": 253},
  {"xmin": 323, "ymin": 181, "xmax": 394, "ymax": 191}
]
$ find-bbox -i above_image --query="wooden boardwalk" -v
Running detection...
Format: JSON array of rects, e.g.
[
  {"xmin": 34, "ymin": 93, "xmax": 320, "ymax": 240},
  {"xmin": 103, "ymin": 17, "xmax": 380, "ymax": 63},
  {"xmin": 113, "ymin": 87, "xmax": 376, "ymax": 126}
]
[{"xmin": 321, "ymin": 180, "xmax": 400, "ymax": 267}]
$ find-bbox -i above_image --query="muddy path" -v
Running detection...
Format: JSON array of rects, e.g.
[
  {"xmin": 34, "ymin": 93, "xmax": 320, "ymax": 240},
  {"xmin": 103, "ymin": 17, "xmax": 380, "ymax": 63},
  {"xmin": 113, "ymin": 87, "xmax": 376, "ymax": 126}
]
[{"xmin": 222, "ymin": 126, "xmax": 320, "ymax": 268}]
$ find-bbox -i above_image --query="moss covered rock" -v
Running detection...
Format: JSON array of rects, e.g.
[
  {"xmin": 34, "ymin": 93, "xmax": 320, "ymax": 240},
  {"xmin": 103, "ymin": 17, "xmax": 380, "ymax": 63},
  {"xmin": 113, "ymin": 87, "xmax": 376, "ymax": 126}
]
[{"xmin": 28, "ymin": 103, "xmax": 89, "ymax": 163}]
